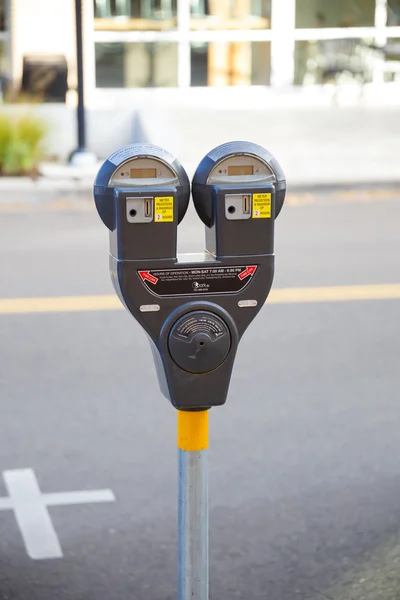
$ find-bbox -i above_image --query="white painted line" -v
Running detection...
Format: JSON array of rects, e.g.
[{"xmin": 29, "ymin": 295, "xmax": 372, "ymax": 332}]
[
  {"xmin": 3, "ymin": 469, "xmax": 63, "ymax": 560},
  {"xmin": 0, "ymin": 468, "xmax": 116, "ymax": 560},
  {"xmin": 0, "ymin": 497, "xmax": 13, "ymax": 510},
  {"xmin": 43, "ymin": 490, "xmax": 116, "ymax": 506}
]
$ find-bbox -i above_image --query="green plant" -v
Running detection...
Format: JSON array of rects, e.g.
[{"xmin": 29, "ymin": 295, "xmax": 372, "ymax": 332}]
[
  {"xmin": 0, "ymin": 114, "xmax": 13, "ymax": 167},
  {"xmin": 0, "ymin": 113, "xmax": 47, "ymax": 176}
]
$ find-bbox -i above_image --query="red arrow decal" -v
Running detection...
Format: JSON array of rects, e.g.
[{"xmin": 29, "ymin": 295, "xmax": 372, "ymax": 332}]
[
  {"xmin": 138, "ymin": 271, "xmax": 158, "ymax": 285},
  {"xmin": 238, "ymin": 265, "xmax": 257, "ymax": 281}
]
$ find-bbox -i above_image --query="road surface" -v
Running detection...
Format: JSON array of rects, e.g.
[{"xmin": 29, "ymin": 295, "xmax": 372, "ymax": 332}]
[{"xmin": 0, "ymin": 189, "xmax": 399, "ymax": 599}]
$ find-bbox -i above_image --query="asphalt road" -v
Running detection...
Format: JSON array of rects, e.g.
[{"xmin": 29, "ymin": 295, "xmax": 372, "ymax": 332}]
[{"xmin": 0, "ymin": 190, "xmax": 399, "ymax": 599}]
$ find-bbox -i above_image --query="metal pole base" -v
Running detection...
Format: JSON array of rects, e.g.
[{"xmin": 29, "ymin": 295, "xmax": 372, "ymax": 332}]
[
  {"xmin": 177, "ymin": 411, "xmax": 209, "ymax": 600},
  {"xmin": 69, "ymin": 148, "xmax": 97, "ymax": 167}
]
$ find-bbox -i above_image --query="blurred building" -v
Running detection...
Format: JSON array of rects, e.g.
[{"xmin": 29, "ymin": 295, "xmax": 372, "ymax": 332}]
[
  {"xmin": 0, "ymin": 0, "xmax": 400, "ymax": 100},
  {"xmin": 1, "ymin": 0, "xmax": 400, "ymax": 159}
]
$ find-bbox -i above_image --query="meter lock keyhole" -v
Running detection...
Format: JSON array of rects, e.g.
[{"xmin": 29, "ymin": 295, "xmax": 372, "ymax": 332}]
[
  {"xmin": 189, "ymin": 339, "xmax": 206, "ymax": 360},
  {"xmin": 126, "ymin": 197, "xmax": 153, "ymax": 223},
  {"xmin": 225, "ymin": 194, "xmax": 251, "ymax": 220}
]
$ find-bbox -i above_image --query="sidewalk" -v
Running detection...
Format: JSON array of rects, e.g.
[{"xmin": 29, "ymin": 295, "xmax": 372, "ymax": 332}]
[
  {"xmin": 139, "ymin": 105, "xmax": 400, "ymax": 189},
  {"xmin": 0, "ymin": 105, "xmax": 399, "ymax": 202}
]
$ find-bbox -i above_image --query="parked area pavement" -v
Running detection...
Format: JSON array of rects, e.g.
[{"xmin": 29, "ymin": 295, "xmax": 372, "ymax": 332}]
[{"xmin": 0, "ymin": 189, "xmax": 399, "ymax": 599}]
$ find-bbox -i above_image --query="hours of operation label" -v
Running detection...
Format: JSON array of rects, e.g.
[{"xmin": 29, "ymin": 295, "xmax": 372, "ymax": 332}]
[{"xmin": 138, "ymin": 265, "xmax": 258, "ymax": 296}]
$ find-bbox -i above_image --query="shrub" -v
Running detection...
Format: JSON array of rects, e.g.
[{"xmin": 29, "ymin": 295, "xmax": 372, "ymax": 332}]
[
  {"xmin": 0, "ymin": 114, "xmax": 12, "ymax": 167},
  {"xmin": 0, "ymin": 113, "xmax": 47, "ymax": 176}
]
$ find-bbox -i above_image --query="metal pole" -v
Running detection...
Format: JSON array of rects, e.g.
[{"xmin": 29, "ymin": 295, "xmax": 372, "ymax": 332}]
[
  {"xmin": 178, "ymin": 410, "xmax": 209, "ymax": 600},
  {"xmin": 70, "ymin": 0, "xmax": 96, "ymax": 164},
  {"xmin": 75, "ymin": 0, "xmax": 86, "ymax": 150}
]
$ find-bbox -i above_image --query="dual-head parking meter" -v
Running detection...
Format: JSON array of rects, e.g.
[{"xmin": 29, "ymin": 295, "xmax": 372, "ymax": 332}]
[
  {"xmin": 94, "ymin": 142, "xmax": 285, "ymax": 410},
  {"xmin": 94, "ymin": 141, "xmax": 286, "ymax": 600}
]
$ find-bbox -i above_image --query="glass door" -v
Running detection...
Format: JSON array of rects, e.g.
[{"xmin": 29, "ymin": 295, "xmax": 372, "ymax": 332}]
[{"xmin": 0, "ymin": 0, "xmax": 10, "ymax": 98}]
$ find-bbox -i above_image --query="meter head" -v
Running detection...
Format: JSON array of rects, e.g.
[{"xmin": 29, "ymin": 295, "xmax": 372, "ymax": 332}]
[
  {"xmin": 192, "ymin": 141, "xmax": 286, "ymax": 229},
  {"xmin": 94, "ymin": 144, "xmax": 190, "ymax": 231},
  {"xmin": 192, "ymin": 142, "xmax": 286, "ymax": 259},
  {"xmin": 93, "ymin": 144, "xmax": 190, "ymax": 262}
]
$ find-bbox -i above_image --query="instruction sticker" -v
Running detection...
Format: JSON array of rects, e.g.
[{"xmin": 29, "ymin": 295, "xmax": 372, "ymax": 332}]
[
  {"xmin": 252, "ymin": 193, "xmax": 271, "ymax": 219},
  {"xmin": 138, "ymin": 265, "xmax": 258, "ymax": 296},
  {"xmin": 154, "ymin": 196, "xmax": 174, "ymax": 222}
]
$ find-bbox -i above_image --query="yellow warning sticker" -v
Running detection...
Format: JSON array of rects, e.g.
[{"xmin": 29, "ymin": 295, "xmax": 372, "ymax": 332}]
[
  {"xmin": 252, "ymin": 193, "xmax": 271, "ymax": 219},
  {"xmin": 154, "ymin": 196, "xmax": 174, "ymax": 222}
]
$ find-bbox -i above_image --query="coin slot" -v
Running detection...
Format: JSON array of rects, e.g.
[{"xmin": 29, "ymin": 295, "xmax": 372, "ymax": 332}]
[
  {"xmin": 242, "ymin": 195, "xmax": 250, "ymax": 215},
  {"xmin": 144, "ymin": 198, "xmax": 152, "ymax": 218}
]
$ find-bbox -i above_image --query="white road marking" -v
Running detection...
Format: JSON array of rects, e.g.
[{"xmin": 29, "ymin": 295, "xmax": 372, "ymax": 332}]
[
  {"xmin": 0, "ymin": 469, "xmax": 116, "ymax": 560},
  {"xmin": 0, "ymin": 497, "xmax": 12, "ymax": 509},
  {"xmin": 43, "ymin": 490, "xmax": 115, "ymax": 506},
  {"xmin": 3, "ymin": 470, "xmax": 63, "ymax": 560}
]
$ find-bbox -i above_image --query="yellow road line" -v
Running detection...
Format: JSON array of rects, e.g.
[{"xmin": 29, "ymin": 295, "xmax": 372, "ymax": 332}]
[
  {"xmin": 267, "ymin": 283, "xmax": 400, "ymax": 304},
  {"xmin": 0, "ymin": 283, "xmax": 399, "ymax": 315},
  {"xmin": 0, "ymin": 295, "xmax": 122, "ymax": 314}
]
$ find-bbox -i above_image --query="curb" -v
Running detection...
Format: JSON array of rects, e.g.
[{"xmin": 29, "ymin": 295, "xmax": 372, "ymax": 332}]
[
  {"xmin": 288, "ymin": 180, "xmax": 400, "ymax": 194},
  {"xmin": 1, "ymin": 177, "xmax": 400, "ymax": 205}
]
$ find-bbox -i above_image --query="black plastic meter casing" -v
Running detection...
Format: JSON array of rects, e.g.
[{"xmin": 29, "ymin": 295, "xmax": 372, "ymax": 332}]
[{"xmin": 94, "ymin": 142, "xmax": 286, "ymax": 411}]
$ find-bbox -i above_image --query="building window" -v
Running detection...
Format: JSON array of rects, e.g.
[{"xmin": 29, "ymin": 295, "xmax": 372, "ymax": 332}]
[
  {"xmin": 387, "ymin": 0, "xmax": 400, "ymax": 24},
  {"xmin": 294, "ymin": 37, "xmax": 375, "ymax": 84},
  {"xmin": 380, "ymin": 38, "xmax": 400, "ymax": 80},
  {"xmin": 94, "ymin": 0, "xmax": 272, "ymax": 88},
  {"xmin": 191, "ymin": 41, "xmax": 270, "ymax": 86},
  {"xmin": 92, "ymin": 0, "xmax": 400, "ymax": 90},
  {"xmin": 95, "ymin": 41, "xmax": 178, "ymax": 87},
  {"xmin": 94, "ymin": 0, "xmax": 178, "ymax": 30},
  {"xmin": 0, "ymin": 0, "xmax": 10, "ymax": 89},
  {"xmin": 0, "ymin": 0, "xmax": 5, "ymax": 31},
  {"xmin": 190, "ymin": 0, "xmax": 271, "ymax": 30},
  {"xmin": 0, "ymin": 40, "xmax": 6, "ymax": 74},
  {"xmin": 295, "ymin": 0, "xmax": 375, "ymax": 28}
]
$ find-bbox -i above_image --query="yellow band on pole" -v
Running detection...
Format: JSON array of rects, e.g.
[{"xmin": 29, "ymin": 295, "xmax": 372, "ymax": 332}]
[{"xmin": 177, "ymin": 410, "xmax": 209, "ymax": 451}]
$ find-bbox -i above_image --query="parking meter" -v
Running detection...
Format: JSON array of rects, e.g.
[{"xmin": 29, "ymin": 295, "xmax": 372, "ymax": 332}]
[
  {"xmin": 94, "ymin": 141, "xmax": 286, "ymax": 600},
  {"xmin": 94, "ymin": 142, "xmax": 286, "ymax": 412}
]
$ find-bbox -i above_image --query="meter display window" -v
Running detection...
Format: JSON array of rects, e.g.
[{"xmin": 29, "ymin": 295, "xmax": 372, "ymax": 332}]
[
  {"xmin": 228, "ymin": 165, "xmax": 254, "ymax": 176},
  {"xmin": 130, "ymin": 168, "xmax": 157, "ymax": 179}
]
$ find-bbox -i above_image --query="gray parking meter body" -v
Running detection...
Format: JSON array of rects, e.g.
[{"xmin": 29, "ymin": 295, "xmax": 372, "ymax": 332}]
[{"xmin": 94, "ymin": 142, "xmax": 285, "ymax": 411}]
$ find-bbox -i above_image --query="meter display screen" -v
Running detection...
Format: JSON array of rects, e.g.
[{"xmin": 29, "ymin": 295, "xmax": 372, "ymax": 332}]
[
  {"xmin": 130, "ymin": 168, "xmax": 157, "ymax": 178},
  {"xmin": 228, "ymin": 165, "xmax": 254, "ymax": 176}
]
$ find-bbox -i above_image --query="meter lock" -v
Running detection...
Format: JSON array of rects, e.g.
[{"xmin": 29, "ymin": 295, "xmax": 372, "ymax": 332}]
[
  {"xmin": 126, "ymin": 197, "xmax": 153, "ymax": 223},
  {"xmin": 225, "ymin": 194, "xmax": 252, "ymax": 220}
]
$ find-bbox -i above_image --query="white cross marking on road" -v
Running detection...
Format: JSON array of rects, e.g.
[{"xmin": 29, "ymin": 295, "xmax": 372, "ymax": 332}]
[{"xmin": 0, "ymin": 468, "xmax": 115, "ymax": 560}]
